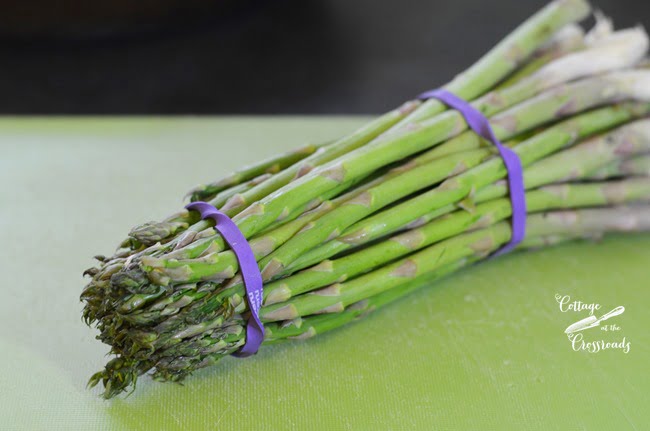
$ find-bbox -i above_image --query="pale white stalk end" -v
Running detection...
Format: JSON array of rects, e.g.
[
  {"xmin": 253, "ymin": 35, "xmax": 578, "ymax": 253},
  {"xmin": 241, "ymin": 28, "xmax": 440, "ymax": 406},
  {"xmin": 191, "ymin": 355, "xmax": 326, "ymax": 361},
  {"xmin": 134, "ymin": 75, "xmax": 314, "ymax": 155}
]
[
  {"xmin": 585, "ymin": 10, "xmax": 614, "ymax": 45},
  {"xmin": 533, "ymin": 27, "xmax": 649, "ymax": 88},
  {"xmin": 604, "ymin": 70, "xmax": 650, "ymax": 102},
  {"xmin": 542, "ymin": 24, "xmax": 585, "ymax": 53},
  {"xmin": 616, "ymin": 118, "xmax": 650, "ymax": 141}
]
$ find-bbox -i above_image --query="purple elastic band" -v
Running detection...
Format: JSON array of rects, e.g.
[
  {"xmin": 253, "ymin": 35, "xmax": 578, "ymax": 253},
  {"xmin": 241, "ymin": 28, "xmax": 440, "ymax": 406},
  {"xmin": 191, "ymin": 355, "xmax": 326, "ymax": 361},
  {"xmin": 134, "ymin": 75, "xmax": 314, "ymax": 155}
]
[
  {"xmin": 186, "ymin": 201, "xmax": 264, "ymax": 357},
  {"xmin": 418, "ymin": 89, "xmax": 526, "ymax": 255}
]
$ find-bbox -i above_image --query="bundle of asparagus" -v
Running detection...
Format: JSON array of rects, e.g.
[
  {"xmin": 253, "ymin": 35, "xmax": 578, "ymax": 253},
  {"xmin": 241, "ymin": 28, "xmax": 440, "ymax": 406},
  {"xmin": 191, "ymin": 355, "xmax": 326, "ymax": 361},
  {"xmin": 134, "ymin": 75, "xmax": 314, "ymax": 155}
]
[{"xmin": 82, "ymin": 0, "xmax": 650, "ymax": 398}]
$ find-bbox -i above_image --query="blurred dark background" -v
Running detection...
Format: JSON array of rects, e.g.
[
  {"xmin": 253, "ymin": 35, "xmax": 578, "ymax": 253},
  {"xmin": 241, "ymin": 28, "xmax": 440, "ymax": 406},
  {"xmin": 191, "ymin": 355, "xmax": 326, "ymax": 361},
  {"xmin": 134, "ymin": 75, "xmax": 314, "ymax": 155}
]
[{"xmin": 0, "ymin": 0, "xmax": 648, "ymax": 114}]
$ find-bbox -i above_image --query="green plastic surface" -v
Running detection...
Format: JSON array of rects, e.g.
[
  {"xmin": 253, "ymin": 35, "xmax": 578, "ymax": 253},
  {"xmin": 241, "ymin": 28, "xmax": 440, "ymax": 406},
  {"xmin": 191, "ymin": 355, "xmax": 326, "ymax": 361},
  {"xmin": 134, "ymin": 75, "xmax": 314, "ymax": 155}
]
[{"xmin": 1, "ymin": 117, "xmax": 649, "ymax": 430}]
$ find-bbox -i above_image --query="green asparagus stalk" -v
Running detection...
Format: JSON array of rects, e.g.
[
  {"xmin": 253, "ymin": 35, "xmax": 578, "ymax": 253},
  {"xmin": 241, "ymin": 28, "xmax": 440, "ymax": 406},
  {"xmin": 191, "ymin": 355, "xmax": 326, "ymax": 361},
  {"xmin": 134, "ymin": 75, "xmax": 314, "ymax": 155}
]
[
  {"xmin": 120, "ymin": 146, "xmax": 323, "ymax": 251},
  {"xmin": 397, "ymin": 0, "xmax": 590, "ymax": 126},
  {"xmin": 100, "ymin": 105, "xmax": 650, "ymax": 354},
  {"xmin": 93, "ymin": 31, "xmax": 647, "ymax": 316},
  {"xmin": 261, "ymin": 226, "xmax": 612, "ymax": 344},
  {"xmin": 107, "ymin": 13, "xmax": 640, "ymax": 294},
  {"xmin": 495, "ymin": 23, "xmax": 585, "ymax": 89},
  {"xmin": 585, "ymin": 153, "xmax": 650, "ymax": 179},
  {"xmin": 135, "ymin": 70, "xmax": 650, "ymax": 289},
  {"xmin": 127, "ymin": 173, "xmax": 275, "ymax": 249},
  {"xmin": 83, "ymin": 1, "xmax": 650, "ymax": 400},
  {"xmin": 125, "ymin": 205, "xmax": 650, "ymax": 396},
  {"xmin": 131, "ymin": 0, "xmax": 590, "ymax": 257},
  {"xmin": 287, "ymin": 105, "xmax": 650, "ymax": 273},
  {"xmin": 187, "ymin": 142, "xmax": 326, "ymax": 202},
  {"xmin": 230, "ymin": 71, "xmax": 650, "ymax": 244},
  {"xmin": 122, "ymin": 136, "xmax": 650, "ymax": 319},
  {"xmin": 261, "ymin": 178, "xmax": 650, "ymax": 307},
  {"xmin": 110, "ymin": 176, "xmax": 650, "ymax": 363},
  {"xmin": 261, "ymin": 204, "xmax": 650, "ymax": 321}
]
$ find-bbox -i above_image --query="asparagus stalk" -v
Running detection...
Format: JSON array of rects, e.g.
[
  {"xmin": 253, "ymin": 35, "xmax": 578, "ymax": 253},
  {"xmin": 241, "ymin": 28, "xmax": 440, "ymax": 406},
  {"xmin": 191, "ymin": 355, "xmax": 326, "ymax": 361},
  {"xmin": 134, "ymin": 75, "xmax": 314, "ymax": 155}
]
[
  {"xmin": 496, "ymin": 10, "xmax": 617, "ymax": 90},
  {"xmin": 398, "ymin": 0, "xmax": 590, "ymax": 125},
  {"xmin": 263, "ymin": 231, "xmax": 610, "ymax": 343},
  {"xmin": 125, "ymin": 205, "xmax": 650, "ymax": 398},
  {"xmin": 98, "ymin": 201, "xmax": 650, "ymax": 400},
  {"xmin": 101, "ymin": 5, "xmax": 627, "ymax": 302},
  {"xmin": 137, "ymin": 0, "xmax": 590, "ymax": 255},
  {"xmin": 187, "ymin": 142, "xmax": 326, "ymax": 202},
  {"xmin": 108, "ymin": 29, "xmax": 648, "ymax": 296},
  {"xmin": 136, "ymin": 70, "xmax": 650, "ymax": 289},
  {"xmin": 228, "ymin": 71, "xmax": 650, "ymax": 244},
  {"xmin": 121, "ymin": 138, "xmax": 650, "ymax": 319},
  {"xmin": 113, "ymin": 176, "xmax": 650, "ymax": 364},
  {"xmin": 495, "ymin": 24, "xmax": 585, "ymax": 89},
  {"xmin": 83, "ymin": 1, "xmax": 650, "ymax": 400},
  {"xmin": 287, "ymin": 106, "xmax": 650, "ymax": 273},
  {"xmin": 103, "ymin": 108, "xmax": 650, "ymax": 339},
  {"xmin": 261, "ymin": 178, "xmax": 650, "ymax": 306},
  {"xmin": 261, "ymin": 204, "xmax": 650, "ymax": 321},
  {"xmin": 127, "ymin": 173, "xmax": 276, "ymax": 249},
  {"xmin": 120, "ymin": 144, "xmax": 324, "ymax": 251},
  {"xmin": 585, "ymin": 153, "xmax": 650, "ymax": 179}
]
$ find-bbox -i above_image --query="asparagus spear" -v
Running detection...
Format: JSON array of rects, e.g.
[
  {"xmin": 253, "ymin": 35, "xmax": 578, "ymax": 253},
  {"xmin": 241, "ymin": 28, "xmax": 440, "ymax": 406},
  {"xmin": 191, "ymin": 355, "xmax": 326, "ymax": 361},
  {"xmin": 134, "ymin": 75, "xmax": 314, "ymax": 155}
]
[
  {"xmin": 585, "ymin": 153, "xmax": 650, "ymax": 179},
  {"xmin": 95, "ymin": 27, "xmax": 648, "ymax": 312},
  {"xmin": 187, "ymin": 142, "xmax": 326, "ymax": 202},
  {"xmin": 101, "ymin": 106, "xmax": 650, "ymax": 337},
  {"xmin": 495, "ymin": 24, "xmax": 585, "ymax": 89},
  {"xmin": 226, "ymin": 71, "xmax": 650, "ymax": 245},
  {"xmin": 90, "ymin": 90, "xmax": 648, "ymax": 358},
  {"xmin": 135, "ymin": 69, "xmax": 650, "ymax": 289},
  {"xmin": 262, "ymin": 178, "xmax": 650, "ymax": 305},
  {"xmin": 261, "ymin": 204, "xmax": 650, "ymax": 321},
  {"xmin": 261, "ymin": 226, "xmax": 611, "ymax": 344},
  {"xmin": 108, "ymin": 205, "xmax": 650, "ymax": 399},
  {"xmin": 114, "ymin": 176, "xmax": 650, "ymax": 361},
  {"xmin": 396, "ymin": 0, "xmax": 590, "ymax": 126},
  {"xmin": 496, "ymin": 10, "xmax": 618, "ymax": 90},
  {"xmin": 127, "ymin": 173, "xmax": 275, "ymax": 248},
  {"xmin": 287, "ymin": 106, "xmax": 650, "ymax": 273},
  {"xmin": 83, "ymin": 1, "xmax": 650, "ymax": 400},
  {"xmin": 137, "ymin": 0, "xmax": 590, "ymax": 254},
  {"xmin": 120, "ymin": 146, "xmax": 322, "ymax": 251},
  {"xmin": 119, "ymin": 137, "xmax": 650, "ymax": 319},
  {"xmin": 94, "ymin": 2, "xmax": 610, "ymax": 306}
]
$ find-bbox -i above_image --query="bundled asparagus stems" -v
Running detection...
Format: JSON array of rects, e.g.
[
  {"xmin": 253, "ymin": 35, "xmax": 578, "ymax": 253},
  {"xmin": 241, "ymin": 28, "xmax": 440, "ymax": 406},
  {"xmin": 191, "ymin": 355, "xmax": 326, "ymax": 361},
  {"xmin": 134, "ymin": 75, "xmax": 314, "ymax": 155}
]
[{"xmin": 82, "ymin": 0, "xmax": 650, "ymax": 398}]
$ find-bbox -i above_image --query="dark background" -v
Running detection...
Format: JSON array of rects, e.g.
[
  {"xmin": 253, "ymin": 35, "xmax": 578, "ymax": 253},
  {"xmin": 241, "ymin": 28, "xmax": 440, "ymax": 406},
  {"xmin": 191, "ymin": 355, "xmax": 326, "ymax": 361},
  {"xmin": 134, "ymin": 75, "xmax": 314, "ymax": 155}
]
[{"xmin": 1, "ymin": 0, "xmax": 648, "ymax": 114}]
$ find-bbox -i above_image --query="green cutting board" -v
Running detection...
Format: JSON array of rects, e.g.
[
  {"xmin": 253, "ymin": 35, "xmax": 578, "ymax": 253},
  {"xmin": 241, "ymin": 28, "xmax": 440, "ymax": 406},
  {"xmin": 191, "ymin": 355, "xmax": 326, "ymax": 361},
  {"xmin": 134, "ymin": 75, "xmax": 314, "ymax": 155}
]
[{"xmin": 1, "ymin": 118, "xmax": 648, "ymax": 430}]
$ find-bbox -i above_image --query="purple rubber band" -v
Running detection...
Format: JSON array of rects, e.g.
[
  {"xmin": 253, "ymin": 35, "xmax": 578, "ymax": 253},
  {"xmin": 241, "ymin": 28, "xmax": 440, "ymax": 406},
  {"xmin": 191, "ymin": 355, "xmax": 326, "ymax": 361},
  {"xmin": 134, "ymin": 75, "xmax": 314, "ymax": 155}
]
[
  {"xmin": 418, "ymin": 89, "xmax": 526, "ymax": 255},
  {"xmin": 185, "ymin": 201, "xmax": 264, "ymax": 357}
]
